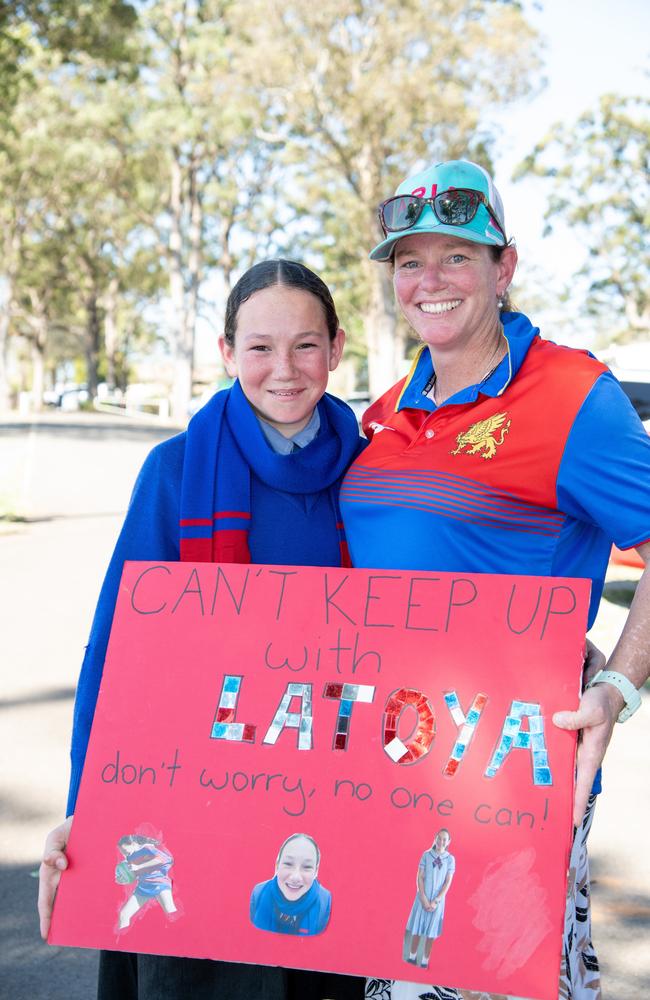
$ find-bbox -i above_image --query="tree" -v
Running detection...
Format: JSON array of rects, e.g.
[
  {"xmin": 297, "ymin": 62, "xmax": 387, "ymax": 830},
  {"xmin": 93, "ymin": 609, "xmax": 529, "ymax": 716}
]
[
  {"xmin": 0, "ymin": 0, "xmax": 137, "ymax": 115},
  {"xmin": 0, "ymin": 49, "xmax": 162, "ymax": 408},
  {"xmin": 122, "ymin": 0, "xmax": 292, "ymax": 417},
  {"xmin": 246, "ymin": 0, "xmax": 541, "ymax": 396},
  {"xmin": 516, "ymin": 91, "xmax": 650, "ymax": 341}
]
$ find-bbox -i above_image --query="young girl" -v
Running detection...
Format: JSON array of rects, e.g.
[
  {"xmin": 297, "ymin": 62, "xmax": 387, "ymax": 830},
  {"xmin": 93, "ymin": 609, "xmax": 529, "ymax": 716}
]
[
  {"xmin": 38, "ymin": 259, "xmax": 365, "ymax": 1000},
  {"xmin": 403, "ymin": 829, "xmax": 455, "ymax": 968},
  {"xmin": 116, "ymin": 834, "xmax": 176, "ymax": 930},
  {"xmin": 251, "ymin": 833, "xmax": 331, "ymax": 937}
]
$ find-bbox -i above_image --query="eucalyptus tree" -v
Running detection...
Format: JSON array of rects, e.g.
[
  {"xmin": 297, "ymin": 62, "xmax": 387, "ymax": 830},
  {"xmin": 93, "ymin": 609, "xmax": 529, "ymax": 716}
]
[
  {"xmin": 244, "ymin": 0, "xmax": 541, "ymax": 396},
  {"xmin": 0, "ymin": 0, "xmax": 137, "ymax": 124},
  {"xmin": 0, "ymin": 54, "xmax": 159, "ymax": 407},
  {"xmin": 518, "ymin": 92, "xmax": 650, "ymax": 342},
  {"xmin": 130, "ymin": 0, "xmax": 289, "ymax": 418}
]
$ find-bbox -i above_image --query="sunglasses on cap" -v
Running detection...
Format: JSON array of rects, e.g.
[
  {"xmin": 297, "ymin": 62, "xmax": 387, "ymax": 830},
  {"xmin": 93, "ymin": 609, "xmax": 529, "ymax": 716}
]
[{"xmin": 378, "ymin": 188, "xmax": 506, "ymax": 241}]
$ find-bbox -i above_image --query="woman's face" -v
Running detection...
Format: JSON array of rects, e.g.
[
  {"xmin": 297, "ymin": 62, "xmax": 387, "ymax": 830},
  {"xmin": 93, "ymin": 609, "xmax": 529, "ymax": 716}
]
[
  {"xmin": 219, "ymin": 285, "xmax": 345, "ymax": 438},
  {"xmin": 392, "ymin": 233, "xmax": 517, "ymax": 353},
  {"xmin": 275, "ymin": 836, "xmax": 319, "ymax": 901}
]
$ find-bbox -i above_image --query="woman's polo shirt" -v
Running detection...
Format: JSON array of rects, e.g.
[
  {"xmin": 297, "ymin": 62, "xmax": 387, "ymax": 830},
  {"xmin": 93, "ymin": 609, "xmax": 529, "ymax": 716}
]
[{"xmin": 341, "ymin": 312, "xmax": 650, "ymax": 629}]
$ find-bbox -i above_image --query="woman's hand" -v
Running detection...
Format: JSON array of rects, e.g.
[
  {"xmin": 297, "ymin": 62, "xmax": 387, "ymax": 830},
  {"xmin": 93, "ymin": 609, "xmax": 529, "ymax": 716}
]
[
  {"xmin": 38, "ymin": 816, "xmax": 73, "ymax": 940},
  {"xmin": 556, "ymin": 549, "xmax": 650, "ymax": 828},
  {"xmin": 552, "ymin": 637, "xmax": 609, "ymax": 827},
  {"xmin": 553, "ymin": 681, "xmax": 621, "ymax": 828}
]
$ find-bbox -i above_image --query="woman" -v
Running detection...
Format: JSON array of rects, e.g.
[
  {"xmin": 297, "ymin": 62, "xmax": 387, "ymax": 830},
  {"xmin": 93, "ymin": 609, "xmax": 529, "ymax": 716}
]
[
  {"xmin": 116, "ymin": 834, "xmax": 176, "ymax": 930},
  {"xmin": 250, "ymin": 833, "xmax": 331, "ymax": 936},
  {"xmin": 38, "ymin": 259, "xmax": 365, "ymax": 1000},
  {"xmin": 340, "ymin": 159, "xmax": 650, "ymax": 1000},
  {"xmin": 404, "ymin": 830, "xmax": 455, "ymax": 969}
]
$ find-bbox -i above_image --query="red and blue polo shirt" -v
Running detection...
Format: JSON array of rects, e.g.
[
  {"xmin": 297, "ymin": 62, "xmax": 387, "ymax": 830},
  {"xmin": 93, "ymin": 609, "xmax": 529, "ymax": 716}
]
[{"xmin": 341, "ymin": 312, "xmax": 650, "ymax": 629}]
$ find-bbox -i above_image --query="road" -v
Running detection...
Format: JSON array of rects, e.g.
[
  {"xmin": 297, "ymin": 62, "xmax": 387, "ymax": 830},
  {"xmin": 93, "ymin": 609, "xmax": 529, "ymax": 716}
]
[{"xmin": 0, "ymin": 413, "xmax": 648, "ymax": 998}]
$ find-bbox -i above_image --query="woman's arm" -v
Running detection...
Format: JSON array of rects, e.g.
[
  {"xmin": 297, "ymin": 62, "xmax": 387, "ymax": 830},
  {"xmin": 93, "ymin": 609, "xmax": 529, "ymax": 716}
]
[{"xmin": 554, "ymin": 541, "xmax": 650, "ymax": 825}]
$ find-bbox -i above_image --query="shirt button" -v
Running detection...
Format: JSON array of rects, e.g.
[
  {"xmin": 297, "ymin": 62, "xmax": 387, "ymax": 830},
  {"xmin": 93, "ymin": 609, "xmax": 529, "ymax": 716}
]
[{"xmin": 425, "ymin": 429, "xmax": 435, "ymax": 439}]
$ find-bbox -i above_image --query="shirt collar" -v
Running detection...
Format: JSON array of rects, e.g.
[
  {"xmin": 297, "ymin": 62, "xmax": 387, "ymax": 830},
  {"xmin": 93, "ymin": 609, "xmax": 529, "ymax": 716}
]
[
  {"xmin": 257, "ymin": 407, "xmax": 321, "ymax": 454},
  {"xmin": 396, "ymin": 311, "xmax": 539, "ymax": 413}
]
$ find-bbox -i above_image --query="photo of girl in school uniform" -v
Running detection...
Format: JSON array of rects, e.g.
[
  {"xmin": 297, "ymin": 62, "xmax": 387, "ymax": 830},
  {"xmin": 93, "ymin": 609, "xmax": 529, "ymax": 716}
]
[
  {"xmin": 250, "ymin": 832, "xmax": 331, "ymax": 936},
  {"xmin": 403, "ymin": 829, "xmax": 455, "ymax": 968},
  {"xmin": 115, "ymin": 833, "xmax": 177, "ymax": 930}
]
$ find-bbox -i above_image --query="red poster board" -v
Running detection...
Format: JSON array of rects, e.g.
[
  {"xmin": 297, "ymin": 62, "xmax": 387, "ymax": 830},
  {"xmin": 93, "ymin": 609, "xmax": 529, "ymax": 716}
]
[{"xmin": 50, "ymin": 562, "xmax": 590, "ymax": 999}]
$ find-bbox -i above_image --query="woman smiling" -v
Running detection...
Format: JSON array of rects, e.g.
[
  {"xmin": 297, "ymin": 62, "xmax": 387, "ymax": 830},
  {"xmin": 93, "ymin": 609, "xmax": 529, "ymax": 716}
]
[{"xmin": 341, "ymin": 159, "xmax": 650, "ymax": 1000}]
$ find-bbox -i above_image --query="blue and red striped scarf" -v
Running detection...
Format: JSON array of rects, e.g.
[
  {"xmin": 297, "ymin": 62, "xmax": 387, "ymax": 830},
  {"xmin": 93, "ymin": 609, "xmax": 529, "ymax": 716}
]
[{"xmin": 179, "ymin": 380, "xmax": 361, "ymax": 565}]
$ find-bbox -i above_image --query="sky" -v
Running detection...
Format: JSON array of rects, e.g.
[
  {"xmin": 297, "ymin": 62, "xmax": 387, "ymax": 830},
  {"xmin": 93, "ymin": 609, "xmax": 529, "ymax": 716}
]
[{"xmin": 492, "ymin": 0, "xmax": 649, "ymax": 352}]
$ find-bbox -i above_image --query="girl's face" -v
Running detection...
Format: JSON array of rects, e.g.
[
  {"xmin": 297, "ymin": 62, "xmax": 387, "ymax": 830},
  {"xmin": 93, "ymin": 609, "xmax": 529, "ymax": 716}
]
[
  {"xmin": 120, "ymin": 840, "xmax": 137, "ymax": 856},
  {"xmin": 275, "ymin": 836, "xmax": 319, "ymax": 901},
  {"xmin": 219, "ymin": 285, "xmax": 345, "ymax": 438},
  {"xmin": 392, "ymin": 233, "xmax": 517, "ymax": 354},
  {"xmin": 433, "ymin": 831, "xmax": 450, "ymax": 853}
]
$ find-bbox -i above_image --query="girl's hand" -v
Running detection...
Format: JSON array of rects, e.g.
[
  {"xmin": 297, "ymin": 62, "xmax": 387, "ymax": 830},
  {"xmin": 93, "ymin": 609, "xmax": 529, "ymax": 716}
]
[{"xmin": 38, "ymin": 816, "xmax": 73, "ymax": 939}]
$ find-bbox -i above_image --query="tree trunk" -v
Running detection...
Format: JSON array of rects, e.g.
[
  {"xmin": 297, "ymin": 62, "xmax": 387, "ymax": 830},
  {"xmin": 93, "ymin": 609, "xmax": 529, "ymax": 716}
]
[
  {"xmin": 357, "ymin": 153, "xmax": 405, "ymax": 400},
  {"xmin": 103, "ymin": 276, "xmax": 120, "ymax": 392},
  {"xmin": 0, "ymin": 282, "xmax": 10, "ymax": 413},
  {"xmin": 184, "ymin": 153, "xmax": 202, "ymax": 395},
  {"xmin": 363, "ymin": 257, "xmax": 403, "ymax": 400},
  {"xmin": 30, "ymin": 338, "xmax": 45, "ymax": 413},
  {"xmin": 85, "ymin": 290, "xmax": 101, "ymax": 400},
  {"xmin": 0, "ymin": 232, "xmax": 19, "ymax": 412},
  {"xmin": 169, "ymin": 152, "xmax": 192, "ymax": 420}
]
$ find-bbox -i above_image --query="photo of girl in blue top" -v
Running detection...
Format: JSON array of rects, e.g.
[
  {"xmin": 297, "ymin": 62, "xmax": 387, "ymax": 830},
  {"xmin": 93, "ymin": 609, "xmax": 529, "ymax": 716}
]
[
  {"xmin": 404, "ymin": 829, "xmax": 455, "ymax": 969},
  {"xmin": 115, "ymin": 834, "xmax": 177, "ymax": 931},
  {"xmin": 251, "ymin": 833, "xmax": 331, "ymax": 936},
  {"xmin": 38, "ymin": 259, "xmax": 365, "ymax": 1000}
]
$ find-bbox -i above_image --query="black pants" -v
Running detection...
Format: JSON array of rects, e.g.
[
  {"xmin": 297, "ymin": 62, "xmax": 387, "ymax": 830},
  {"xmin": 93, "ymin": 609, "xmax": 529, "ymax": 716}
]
[{"xmin": 98, "ymin": 952, "xmax": 365, "ymax": 1000}]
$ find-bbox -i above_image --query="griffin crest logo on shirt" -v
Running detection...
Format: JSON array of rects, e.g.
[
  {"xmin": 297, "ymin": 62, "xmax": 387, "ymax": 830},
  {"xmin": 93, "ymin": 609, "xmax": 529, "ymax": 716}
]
[
  {"xmin": 450, "ymin": 412, "xmax": 511, "ymax": 460},
  {"xmin": 367, "ymin": 421, "xmax": 396, "ymax": 434}
]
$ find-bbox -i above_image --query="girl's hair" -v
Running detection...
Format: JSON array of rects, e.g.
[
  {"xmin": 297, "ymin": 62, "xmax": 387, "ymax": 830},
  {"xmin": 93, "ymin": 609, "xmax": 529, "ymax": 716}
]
[
  {"xmin": 275, "ymin": 832, "xmax": 320, "ymax": 868},
  {"xmin": 223, "ymin": 259, "xmax": 339, "ymax": 347},
  {"xmin": 117, "ymin": 834, "xmax": 159, "ymax": 850}
]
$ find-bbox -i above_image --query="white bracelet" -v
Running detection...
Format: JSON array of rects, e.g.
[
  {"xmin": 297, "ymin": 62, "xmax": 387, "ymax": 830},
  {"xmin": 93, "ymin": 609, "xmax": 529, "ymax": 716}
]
[{"xmin": 585, "ymin": 669, "xmax": 642, "ymax": 723}]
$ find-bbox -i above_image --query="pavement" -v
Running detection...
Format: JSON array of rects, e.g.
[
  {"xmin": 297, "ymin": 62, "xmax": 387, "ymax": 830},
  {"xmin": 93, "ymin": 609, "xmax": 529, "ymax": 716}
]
[{"xmin": 0, "ymin": 412, "xmax": 648, "ymax": 999}]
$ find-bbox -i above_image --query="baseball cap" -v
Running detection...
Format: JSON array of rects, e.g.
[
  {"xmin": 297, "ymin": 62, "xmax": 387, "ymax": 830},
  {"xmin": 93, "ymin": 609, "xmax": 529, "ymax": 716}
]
[{"xmin": 370, "ymin": 159, "xmax": 507, "ymax": 261}]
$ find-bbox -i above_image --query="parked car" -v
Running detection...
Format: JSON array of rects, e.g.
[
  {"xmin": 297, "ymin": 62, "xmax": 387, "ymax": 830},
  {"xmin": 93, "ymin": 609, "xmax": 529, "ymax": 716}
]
[{"xmin": 619, "ymin": 379, "xmax": 650, "ymax": 423}]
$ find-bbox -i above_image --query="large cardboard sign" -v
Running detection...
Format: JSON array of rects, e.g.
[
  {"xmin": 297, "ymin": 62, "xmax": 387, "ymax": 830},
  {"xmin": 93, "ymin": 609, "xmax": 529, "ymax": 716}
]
[{"xmin": 50, "ymin": 562, "xmax": 590, "ymax": 999}]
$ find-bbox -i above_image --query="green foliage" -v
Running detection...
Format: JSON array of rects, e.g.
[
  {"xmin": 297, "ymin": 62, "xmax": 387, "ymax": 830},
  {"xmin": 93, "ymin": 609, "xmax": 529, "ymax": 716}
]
[
  {"xmin": 517, "ymin": 91, "xmax": 650, "ymax": 340},
  {"xmin": 239, "ymin": 0, "xmax": 540, "ymax": 389},
  {"xmin": 0, "ymin": 0, "xmax": 543, "ymax": 408},
  {"xmin": 0, "ymin": 0, "xmax": 138, "ymax": 124}
]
